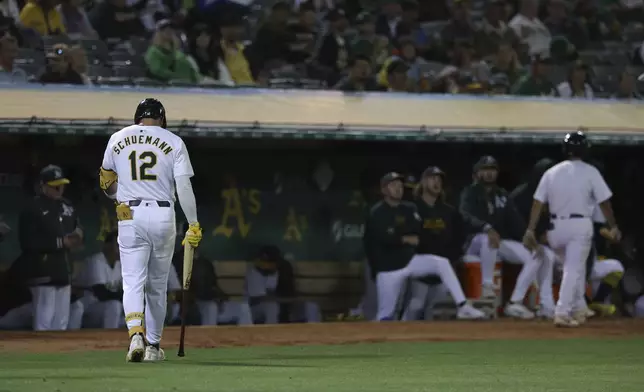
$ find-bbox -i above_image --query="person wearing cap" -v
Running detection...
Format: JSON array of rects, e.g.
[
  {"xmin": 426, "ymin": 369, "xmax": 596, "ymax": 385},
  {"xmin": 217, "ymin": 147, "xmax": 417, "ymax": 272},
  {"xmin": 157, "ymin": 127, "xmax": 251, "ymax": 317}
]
[
  {"xmin": 460, "ymin": 156, "xmax": 544, "ymax": 319},
  {"xmin": 401, "ymin": 167, "xmax": 486, "ymax": 320},
  {"xmin": 38, "ymin": 43, "xmax": 84, "ymax": 85},
  {"xmin": 511, "ymin": 53, "xmax": 557, "ymax": 96},
  {"xmin": 556, "ymin": 60, "xmax": 594, "ymax": 98},
  {"xmin": 145, "ymin": 19, "xmax": 203, "ymax": 84},
  {"xmin": 17, "ymin": 164, "xmax": 82, "ymax": 331}
]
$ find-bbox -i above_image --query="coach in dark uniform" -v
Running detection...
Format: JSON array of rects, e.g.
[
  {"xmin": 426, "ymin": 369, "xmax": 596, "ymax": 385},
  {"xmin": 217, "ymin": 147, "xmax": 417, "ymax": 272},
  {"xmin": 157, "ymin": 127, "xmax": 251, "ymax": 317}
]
[{"xmin": 18, "ymin": 165, "xmax": 83, "ymax": 331}]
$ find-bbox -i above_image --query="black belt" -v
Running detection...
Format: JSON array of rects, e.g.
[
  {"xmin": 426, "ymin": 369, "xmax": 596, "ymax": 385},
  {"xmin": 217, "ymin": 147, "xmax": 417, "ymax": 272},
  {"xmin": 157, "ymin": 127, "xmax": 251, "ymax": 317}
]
[
  {"xmin": 550, "ymin": 213, "xmax": 586, "ymax": 219},
  {"xmin": 128, "ymin": 200, "xmax": 170, "ymax": 207}
]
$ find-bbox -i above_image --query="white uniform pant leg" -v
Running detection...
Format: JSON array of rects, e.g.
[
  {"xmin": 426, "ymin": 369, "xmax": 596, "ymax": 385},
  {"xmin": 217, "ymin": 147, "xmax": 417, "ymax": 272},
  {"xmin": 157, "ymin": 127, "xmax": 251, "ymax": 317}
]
[
  {"xmin": 537, "ymin": 246, "xmax": 556, "ymax": 309},
  {"xmin": 498, "ymin": 240, "xmax": 541, "ymax": 303},
  {"xmin": 31, "ymin": 286, "xmax": 58, "ymax": 331},
  {"xmin": 119, "ymin": 217, "xmax": 151, "ymax": 335},
  {"xmin": 407, "ymin": 255, "xmax": 467, "ymax": 304},
  {"xmin": 197, "ymin": 300, "xmax": 219, "ymax": 325},
  {"xmin": 67, "ymin": 299, "xmax": 85, "ymax": 330},
  {"xmin": 402, "ymin": 280, "xmax": 430, "ymax": 321},
  {"xmin": 549, "ymin": 219, "xmax": 593, "ymax": 317},
  {"xmin": 144, "ymin": 207, "xmax": 177, "ymax": 345},
  {"xmin": 467, "ymin": 233, "xmax": 498, "ymax": 287},
  {"xmin": 0, "ymin": 303, "xmax": 33, "ymax": 329},
  {"xmin": 251, "ymin": 301, "xmax": 279, "ymax": 324},
  {"xmin": 375, "ymin": 268, "xmax": 409, "ymax": 321},
  {"xmin": 296, "ymin": 301, "xmax": 321, "ymax": 323},
  {"xmin": 217, "ymin": 300, "xmax": 253, "ymax": 325}
]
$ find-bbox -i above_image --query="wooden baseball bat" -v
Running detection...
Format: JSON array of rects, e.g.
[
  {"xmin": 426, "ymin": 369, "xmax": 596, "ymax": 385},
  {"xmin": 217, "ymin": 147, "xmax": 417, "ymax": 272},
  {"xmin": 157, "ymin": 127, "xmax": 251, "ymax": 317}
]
[{"xmin": 177, "ymin": 243, "xmax": 194, "ymax": 357}]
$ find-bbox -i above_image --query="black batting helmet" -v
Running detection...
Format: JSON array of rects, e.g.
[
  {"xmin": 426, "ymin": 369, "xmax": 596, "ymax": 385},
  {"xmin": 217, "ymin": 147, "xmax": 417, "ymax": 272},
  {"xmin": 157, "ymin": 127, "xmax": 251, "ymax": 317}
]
[
  {"xmin": 473, "ymin": 156, "xmax": 499, "ymax": 172},
  {"xmin": 134, "ymin": 98, "xmax": 167, "ymax": 128},
  {"xmin": 563, "ymin": 131, "xmax": 589, "ymax": 158}
]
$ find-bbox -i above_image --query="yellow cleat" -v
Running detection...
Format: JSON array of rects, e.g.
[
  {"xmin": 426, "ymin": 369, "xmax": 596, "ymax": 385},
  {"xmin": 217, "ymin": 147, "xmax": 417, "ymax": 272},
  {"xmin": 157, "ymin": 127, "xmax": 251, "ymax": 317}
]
[{"xmin": 589, "ymin": 303, "xmax": 617, "ymax": 317}]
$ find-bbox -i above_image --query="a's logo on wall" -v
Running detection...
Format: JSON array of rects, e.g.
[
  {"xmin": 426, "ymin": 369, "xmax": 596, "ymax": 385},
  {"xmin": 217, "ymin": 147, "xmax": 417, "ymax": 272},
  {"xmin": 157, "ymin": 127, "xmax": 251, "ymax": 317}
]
[{"xmin": 331, "ymin": 220, "xmax": 364, "ymax": 243}]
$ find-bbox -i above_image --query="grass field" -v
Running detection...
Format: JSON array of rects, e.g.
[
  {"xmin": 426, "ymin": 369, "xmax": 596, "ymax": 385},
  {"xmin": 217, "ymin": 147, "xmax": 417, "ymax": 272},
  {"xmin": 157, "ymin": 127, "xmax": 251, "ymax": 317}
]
[{"xmin": 1, "ymin": 338, "xmax": 643, "ymax": 392}]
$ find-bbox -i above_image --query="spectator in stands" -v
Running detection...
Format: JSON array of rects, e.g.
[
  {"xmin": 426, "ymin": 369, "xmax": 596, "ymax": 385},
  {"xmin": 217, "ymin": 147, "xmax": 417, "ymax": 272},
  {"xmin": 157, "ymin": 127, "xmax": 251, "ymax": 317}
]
[
  {"xmin": 556, "ymin": 59, "xmax": 594, "ymax": 98},
  {"xmin": 69, "ymin": 45, "xmax": 91, "ymax": 85},
  {"xmin": 145, "ymin": 19, "xmax": 201, "ymax": 84},
  {"xmin": 0, "ymin": 31, "xmax": 27, "ymax": 83},
  {"xmin": 351, "ymin": 11, "xmax": 389, "ymax": 66},
  {"xmin": 397, "ymin": 38, "xmax": 429, "ymax": 86},
  {"xmin": 316, "ymin": 8, "xmax": 349, "ymax": 85},
  {"xmin": 511, "ymin": 53, "xmax": 557, "ymax": 96},
  {"xmin": 90, "ymin": 0, "xmax": 147, "ymax": 41},
  {"xmin": 287, "ymin": 2, "xmax": 318, "ymax": 64},
  {"xmin": 509, "ymin": 0, "xmax": 551, "ymax": 56},
  {"xmin": 218, "ymin": 15, "xmax": 254, "ymax": 84},
  {"xmin": 543, "ymin": 0, "xmax": 588, "ymax": 50},
  {"xmin": 488, "ymin": 41, "xmax": 525, "ymax": 86},
  {"xmin": 475, "ymin": 0, "xmax": 519, "ymax": 58},
  {"xmin": 57, "ymin": 0, "xmax": 98, "ymax": 40},
  {"xmin": 187, "ymin": 24, "xmax": 233, "ymax": 85},
  {"xmin": 488, "ymin": 72, "xmax": 511, "ymax": 94},
  {"xmin": 250, "ymin": 2, "xmax": 292, "ymax": 73},
  {"xmin": 334, "ymin": 54, "xmax": 380, "ymax": 92},
  {"xmin": 396, "ymin": 0, "xmax": 428, "ymax": 53},
  {"xmin": 441, "ymin": 0, "xmax": 476, "ymax": 49},
  {"xmin": 19, "ymin": 0, "xmax": 66, "ymax": 36},
  {"xmin": 451, "ymin": 40, "xmax": 490, "ymax": 83},
  {"xmin": 38, "ymin": 43, "xmax": 84, "ymax": 84},
  {"xmin": 385, "ymin": 58, "xmax": 410, "ymax": 92},
  {"xmin": 375, "ymin": 0, "xmax": 402, "ymax": 40},
  {"xmin": 613, "ymin": 68, "xmax": 642, "ymax": 99},
  {"xmin": 574, "ymin": 0, "xmax": 622, "ymax": 43}
]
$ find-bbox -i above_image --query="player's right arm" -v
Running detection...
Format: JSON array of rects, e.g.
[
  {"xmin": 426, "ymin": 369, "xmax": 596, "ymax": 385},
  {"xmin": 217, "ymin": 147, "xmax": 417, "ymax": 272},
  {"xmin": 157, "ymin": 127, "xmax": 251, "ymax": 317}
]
[
  {"xmin": 99, "ymin": 136, "xmax": 118, "ymax": 199},
  {"xmin": 174, "ymin": 139, "xmax": 202, "ymax": 247}
]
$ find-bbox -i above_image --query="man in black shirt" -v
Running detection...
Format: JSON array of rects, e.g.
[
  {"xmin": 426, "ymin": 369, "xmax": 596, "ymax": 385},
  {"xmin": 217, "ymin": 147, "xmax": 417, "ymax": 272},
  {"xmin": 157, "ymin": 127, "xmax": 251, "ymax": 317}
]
[
  {"xmin": 18, "ymin": 165, "xmax": 82, "ymax": 330},
  {"xmin": 403, "ymin": 166, "xmax": 486, "ymax": 320},
  {"xmin": 364, "ymin": 172, "xmax": 483, "ymax": 321},
  {"xmin": 460, "ymin": 156, "xmax": 543, "ymax": 319}
]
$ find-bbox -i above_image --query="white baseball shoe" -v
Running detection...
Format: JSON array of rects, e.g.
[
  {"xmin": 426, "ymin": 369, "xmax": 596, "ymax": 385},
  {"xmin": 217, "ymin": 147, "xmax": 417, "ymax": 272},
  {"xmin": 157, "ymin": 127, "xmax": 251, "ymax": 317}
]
[
  {"xmin": 481, "ymin": 284, "xmax": 496, "ymax": 300},
  {"xmin": 572, "ymin": 308, "xmax": 594, "ymax": 324},
  {"xmin": 144, "ymin": 346, "xmax": 166, "ymax": 362},
  {"xmin": 126, "ymin": 334, "xmax": 145, "ymax": 363},
  {"xmin": 457, "ymin": 302, "xmax": 487, "ymax": 320},
  {"xmin": 536, "ymin": 306, "xmax": 555, "ymax": 319},
  {"xmin": 504, "ymin": 303, "xmax": 535, "ymax": 319},
  {"xmin": 554, "ymin": 315, "xmax": 580, "ymax": 328}
]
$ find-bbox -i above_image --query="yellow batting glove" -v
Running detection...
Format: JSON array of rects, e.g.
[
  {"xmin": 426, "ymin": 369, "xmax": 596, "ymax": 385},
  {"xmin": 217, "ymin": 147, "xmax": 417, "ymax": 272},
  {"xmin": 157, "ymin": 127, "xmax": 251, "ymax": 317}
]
[{"xmin": 182, "ymin": 222, "xmax": 202, "ymax": 248}]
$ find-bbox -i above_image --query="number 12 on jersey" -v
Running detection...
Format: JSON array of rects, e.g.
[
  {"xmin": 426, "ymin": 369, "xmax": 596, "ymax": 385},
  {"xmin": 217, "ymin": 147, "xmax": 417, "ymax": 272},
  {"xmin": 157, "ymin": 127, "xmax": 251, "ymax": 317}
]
[{"xmin": 129, "ymin": 151, "xmax": 157, "ymax": 181}]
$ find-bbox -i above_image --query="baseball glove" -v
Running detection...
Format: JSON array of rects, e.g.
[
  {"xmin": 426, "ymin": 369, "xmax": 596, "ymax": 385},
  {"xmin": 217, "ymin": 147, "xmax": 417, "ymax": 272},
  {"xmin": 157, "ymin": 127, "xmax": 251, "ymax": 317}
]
[{"xmin": 99, "ymin": 167, "xmax": 118, "ymax": 191}]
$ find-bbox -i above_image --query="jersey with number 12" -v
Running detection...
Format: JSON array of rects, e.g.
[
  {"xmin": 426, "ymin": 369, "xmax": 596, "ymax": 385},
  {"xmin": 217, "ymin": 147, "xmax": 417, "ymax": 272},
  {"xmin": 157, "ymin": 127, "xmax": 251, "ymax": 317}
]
[{"xmin": 101, "ymin": 125, "xmax": 194, "ymax": 202}]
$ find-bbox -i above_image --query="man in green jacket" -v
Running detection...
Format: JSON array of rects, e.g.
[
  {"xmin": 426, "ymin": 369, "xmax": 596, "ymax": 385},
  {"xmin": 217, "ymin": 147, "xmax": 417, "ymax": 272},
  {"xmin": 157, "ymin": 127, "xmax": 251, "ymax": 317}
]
[
  {"xmin": 459, "ymin": 156, "xmax": 547, "ymax": 319},
  {"xmin": 511, "ymin": 54, "xmax": 558, "ymax": 96},
  {"xmin": 145, "ymin": 20, "xmax": 201, "ymax": 84}
]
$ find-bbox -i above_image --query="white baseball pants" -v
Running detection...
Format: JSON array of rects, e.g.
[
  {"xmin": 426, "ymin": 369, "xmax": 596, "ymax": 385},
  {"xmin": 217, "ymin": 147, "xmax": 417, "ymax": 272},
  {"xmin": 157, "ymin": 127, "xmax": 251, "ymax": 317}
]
[
  {"xmin": 467, "ymin": 235, "xmax": 554, "ymax": 307},
  {"xmin": 547, "ymin": 218, "xmax": 593, "ymax": 317},
  {"xmin": 30, "ymin": 285, "xmax": 71, "ymax": 331},
  {"xmin": 197, "ymin": 300, "xmax": 253, "ymax": 325},
  {"xmin": 375, "ymin": 254, "xmax": 467, "ymax": 321},
  {"xmin": 118, "ymin": 201, "xmax": 176, "ymax": 345}
]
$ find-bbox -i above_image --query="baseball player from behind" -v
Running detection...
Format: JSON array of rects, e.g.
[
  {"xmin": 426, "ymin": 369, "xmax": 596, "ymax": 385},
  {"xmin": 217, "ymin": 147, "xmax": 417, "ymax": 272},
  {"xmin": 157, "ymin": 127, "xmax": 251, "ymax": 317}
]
[
  {"xmin": 99, "ymin": 98, "xmax": 203, "ymax": 362},
  {"xmin": 524, "ymin": 131, "xmax": 620, "ymax": 327}
]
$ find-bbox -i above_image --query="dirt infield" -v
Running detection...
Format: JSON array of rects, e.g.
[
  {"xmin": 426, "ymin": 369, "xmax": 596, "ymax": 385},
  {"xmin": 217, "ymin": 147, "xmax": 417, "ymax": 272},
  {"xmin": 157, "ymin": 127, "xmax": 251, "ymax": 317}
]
[{"xmin": 1, "ymin": 319, "xmax": 643, "ymax": 353}]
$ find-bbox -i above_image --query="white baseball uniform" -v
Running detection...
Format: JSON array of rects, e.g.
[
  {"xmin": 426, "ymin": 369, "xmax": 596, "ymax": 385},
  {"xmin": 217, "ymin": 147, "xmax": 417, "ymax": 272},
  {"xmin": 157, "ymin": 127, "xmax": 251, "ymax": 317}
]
[
  {"xmin": 101, "ymin": 124, "xmax": 195, "ymax": 345},
  {"xmin": 534, "ymin": 160, "xmax": 612, "ymax": 318},
  {"xmin": 245, "ymin": 264, "xmax": 321, "ymax": 323},
  {"xmin": 74, "ymin": 252, "xmax": 126, "ymax": 329}
]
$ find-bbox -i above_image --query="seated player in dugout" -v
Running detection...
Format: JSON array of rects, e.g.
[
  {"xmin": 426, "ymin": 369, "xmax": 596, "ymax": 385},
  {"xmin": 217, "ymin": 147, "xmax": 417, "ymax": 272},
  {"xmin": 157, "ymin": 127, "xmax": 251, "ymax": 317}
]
[
  {"xmin": 364, "ymin": 172, "xmax": 484, "ymax": 321},
  {"xmin": 245, "ymin": 246, "xmax": 321, "ymax": 324},
  {"xmin": 460, "ymin": 156, "xmax": 552, "ymax": 320},
  {"xmin": 70, "ymin": 231, "xmax": 126, "ymax": 329},
  {"xmin": 402, "ymin": 166, "xmax": 487, "ymax": 320},
  {"xmin": 170, "ymin": 237, "xmax": 253, "ymax": 326}
]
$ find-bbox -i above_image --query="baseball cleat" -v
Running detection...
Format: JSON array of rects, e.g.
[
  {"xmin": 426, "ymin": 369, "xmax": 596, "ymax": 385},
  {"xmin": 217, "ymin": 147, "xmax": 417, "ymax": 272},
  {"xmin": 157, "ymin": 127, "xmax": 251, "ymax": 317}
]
[
  {"xmin": 126, "ymin": 334, "xmax": 145, "ymax": 363},
  {"xmin": 457, "ymin": 303, "xmax": 487, "ymax": 320},
  {"xmin": 572, "ymin": 308, "xmax": 594, "ymax": 324},
  {"xmin": 589, "ymin": 303, "xmax": 616, "ymax": 317},
  {"xmin": 144, "ymin": 346, "xmax": 166, "ymax": 362},
  {"xmin": 481, "ymin": 284, "xmax": 497, "ymax": 300},
  {"xmin": 554, "ymin": 315, "xmax": 580, "ymax": 328},
  {"xmin": 535, "ymin": 307, "xmax": 555, "ymax": 319},
  {"xmin": 504, "ymin": 303, "xmax": 535, "ymax": 319}
]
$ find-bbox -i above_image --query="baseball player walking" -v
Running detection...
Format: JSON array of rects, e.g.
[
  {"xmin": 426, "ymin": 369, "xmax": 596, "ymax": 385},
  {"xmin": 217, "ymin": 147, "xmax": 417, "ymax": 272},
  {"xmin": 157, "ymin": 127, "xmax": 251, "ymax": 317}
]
[
  {"xmin": 99, "ymin": 98, "xmax": 203, "ymax": 362},
  {"xmin": 524, "ymin": 131, "xmax": 620, "ymax": 327}
]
